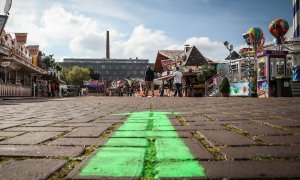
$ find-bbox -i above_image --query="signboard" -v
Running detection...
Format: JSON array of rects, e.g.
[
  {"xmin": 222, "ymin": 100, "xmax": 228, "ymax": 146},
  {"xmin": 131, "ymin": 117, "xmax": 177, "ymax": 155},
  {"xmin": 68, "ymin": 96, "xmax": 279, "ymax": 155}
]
[
  {"xmin": 161, "ymin": 59, "xmax": 173, "ymax": 71},
  {"xmin": 15, "ymin": 33, "xmax": 28, "ymax": 45},
  {"xmin": 1, "ymin": 61, "xmax": 10, "ymax": 67},
  {"xmin": 26, "ymin": 45, "xmax": 39, "ymax": 57},
  {"xmin": 0, "ymin": 15, "xmax": 8, "ymax": 35},
  {"xmin": 257, "ymin": 80, "xmax": 269, "ymax": 98},
  {"xmin": 230, "ymin": 82, "xmax": 249, "ymax": 96}
]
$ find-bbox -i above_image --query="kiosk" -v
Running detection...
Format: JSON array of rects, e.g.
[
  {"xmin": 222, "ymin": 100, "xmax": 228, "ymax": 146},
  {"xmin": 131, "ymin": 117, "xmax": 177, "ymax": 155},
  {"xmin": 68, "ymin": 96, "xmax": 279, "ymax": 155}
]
[{"xmin": 256, "ymin": 50, "xmax": 292, "ymax": 97}]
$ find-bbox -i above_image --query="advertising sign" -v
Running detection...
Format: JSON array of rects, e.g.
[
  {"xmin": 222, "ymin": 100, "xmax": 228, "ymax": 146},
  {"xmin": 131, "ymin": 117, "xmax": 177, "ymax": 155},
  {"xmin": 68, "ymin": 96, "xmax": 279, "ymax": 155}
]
[
  {"xmin": 257, "ymin": 80, "xmax": 269, "ymax": 98},
  {"xmin": 26, "ymin": 45, "xmax": 39, "ymax": 57},
  {"xmin": 15, "ymin": 33, "xmax": 28, "ymax": 45},
  {"xmin": 230, "ymin": 82, "xmax": 249, "ymax": 96}
]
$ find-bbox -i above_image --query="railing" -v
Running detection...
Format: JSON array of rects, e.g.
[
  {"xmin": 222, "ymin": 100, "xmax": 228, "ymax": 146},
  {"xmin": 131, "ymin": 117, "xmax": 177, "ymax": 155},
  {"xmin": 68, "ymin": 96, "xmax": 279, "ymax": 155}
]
[
  {"xmin": 0, "ymin": 84, "xmax": 32, "ymax": 97},
  {"xmin": 204, "ymin": 73, "xmax": 226, "ymax": 97}
]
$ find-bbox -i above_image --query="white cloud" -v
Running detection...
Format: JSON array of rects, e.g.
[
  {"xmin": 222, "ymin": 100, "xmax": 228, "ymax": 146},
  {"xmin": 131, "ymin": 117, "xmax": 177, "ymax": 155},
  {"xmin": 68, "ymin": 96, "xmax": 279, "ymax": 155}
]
[
  {"xmin": 169, "ymin": 37, "xmax": 230, "ymax": 60},
  {"xmin": 123, "ymin": 25, "xmax": 171, "ymax": 60}
]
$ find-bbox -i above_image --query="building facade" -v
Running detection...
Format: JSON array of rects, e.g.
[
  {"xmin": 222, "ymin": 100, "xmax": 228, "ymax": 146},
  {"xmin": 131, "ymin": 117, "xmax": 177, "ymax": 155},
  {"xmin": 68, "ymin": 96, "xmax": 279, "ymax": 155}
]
[{"xmin": 59, "ymin": 58, "xmax": 153, "ymax": 80}]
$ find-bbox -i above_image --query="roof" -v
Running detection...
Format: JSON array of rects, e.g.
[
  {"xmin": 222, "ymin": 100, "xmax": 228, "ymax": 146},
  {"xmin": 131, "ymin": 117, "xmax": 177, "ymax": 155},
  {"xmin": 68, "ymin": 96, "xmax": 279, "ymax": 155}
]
[
  {"xmin": 225, "ymin": 51, "xmax": 241, "ymax": 60},
  {"xmin": 182, "ymin": 46, "xmax": 209, "ymax": 66},
  {"xmin": 158, "ymin": 50, "xmax": 184, "ymax": 60}
]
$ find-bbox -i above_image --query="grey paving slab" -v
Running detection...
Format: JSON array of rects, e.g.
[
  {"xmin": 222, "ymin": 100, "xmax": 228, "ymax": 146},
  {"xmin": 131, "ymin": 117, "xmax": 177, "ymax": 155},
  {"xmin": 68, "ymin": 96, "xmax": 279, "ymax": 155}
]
[
  {"xmin": 4, "ymin": 126, "xmax": 72, "ymax": 132},
  {"xmin": 0, "ymin": 131, "xmax": 25, "ymax": 137},
  {"xmin": 232, "ymin": 123, "xmax": 290, "ymax": 136},
  {"xmin": 183, "ymin": 138, "xmax": 214, "ymax": 160},
  {"xmin": 220, "ymin": 146, "xmax": 300, "ymax": 160},
  {"xmin": 52, "ymin": 122, "xmax": 114, "ymax": 127},
  {"xmin": 194, "ymin": 124, "xmax": 226, "ymax": 130},
  {"xmin": 260, "ymin": 135, "xmax": 300, "ymax": 145},
  {"xmin": 48, "ymin": 137, "xmax": 104, "ymax": 146},
  {"xmin": 197, "ymin": 130, "xmax": 257, "ymax": 146},
  {"xmin": 0, "ymin": 159, "xmax": 67, "ymax": 180},
  {"xmin": 0, "ymin": 145, "xmax": 84, "ymax": 157},
  {"xmin": 0, "ymin": 132, "xmax": 62, "ymax": 145},
  {"xmin": 201, "ymin": 160, "xmax": 300, "ymax": 179},
  {"xmin": 22, "ymin": 120, "xmax": 58, "ymax": 127},
  {"xmin": 260, "ymin": 119, "xmax": 300, "ymax": 127},
  {"xmin": 0, "ymin": 123, "xmax": 22, "ymax": 130},
  {"xmin": 65, "ymin": 126, "xmax": 110, "ymax": 138}
]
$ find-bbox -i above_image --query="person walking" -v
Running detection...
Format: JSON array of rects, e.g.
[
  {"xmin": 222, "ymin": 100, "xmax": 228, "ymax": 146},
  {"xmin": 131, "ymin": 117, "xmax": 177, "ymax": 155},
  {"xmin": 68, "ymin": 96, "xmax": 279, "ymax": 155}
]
[
  {"xmin": 144, "ymin": 65, "xmax": 155, "ymax": 97},
  {"xmin": 173, "ymin": 66, "xmax": 183, "ymax": 97}
]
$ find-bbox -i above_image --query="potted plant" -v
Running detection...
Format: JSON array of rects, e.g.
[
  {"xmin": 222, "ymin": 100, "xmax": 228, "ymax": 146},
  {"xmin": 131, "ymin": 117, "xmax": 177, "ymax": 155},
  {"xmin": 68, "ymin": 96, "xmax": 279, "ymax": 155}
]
[{"xmin": 219, "ymin": 77, "xmax": 230, "ymax": 97}]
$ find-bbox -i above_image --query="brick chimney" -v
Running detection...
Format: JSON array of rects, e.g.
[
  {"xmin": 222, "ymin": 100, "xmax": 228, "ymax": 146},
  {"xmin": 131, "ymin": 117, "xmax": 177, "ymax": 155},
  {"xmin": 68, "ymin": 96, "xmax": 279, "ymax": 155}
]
[{"xmin": 106, "ymin": 31, "xmax": 110, "ymax": 59}]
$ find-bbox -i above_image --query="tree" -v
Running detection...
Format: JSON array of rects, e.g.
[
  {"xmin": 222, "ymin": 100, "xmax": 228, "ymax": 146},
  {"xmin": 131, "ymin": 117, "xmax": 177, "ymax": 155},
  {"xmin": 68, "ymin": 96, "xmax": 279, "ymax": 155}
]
[
  {"xmin": 64, "ymin": 66, "xmax": 91, "ymax": 87},
  {"xmin": 42, "ymin": 54, "xmax": 56, "ymax": 70},
  {"xmin": 88, "ymin": 67, "xmax": 101, "ymax": 80},
  {"xmin": 197, "ymin": 64, "xmax": 217, "ymax": 83}
]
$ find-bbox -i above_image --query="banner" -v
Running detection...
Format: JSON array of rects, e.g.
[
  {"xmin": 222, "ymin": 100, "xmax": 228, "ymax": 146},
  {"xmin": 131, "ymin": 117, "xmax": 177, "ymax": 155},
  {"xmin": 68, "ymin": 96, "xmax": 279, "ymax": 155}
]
[
  {"xmin": 161, "ymin": 59, "xmax": 173, "ymax": 71},
  {"xmin": 0, "ymin": 15, "xmax": 8, "ymax": 35},
  {"xmin": 15, "ymin": 33, "xmax": 28, "ymax": 45},
  {"xmin": 26, "ymin": 45, "xmax": 39, "ymax": 57}
]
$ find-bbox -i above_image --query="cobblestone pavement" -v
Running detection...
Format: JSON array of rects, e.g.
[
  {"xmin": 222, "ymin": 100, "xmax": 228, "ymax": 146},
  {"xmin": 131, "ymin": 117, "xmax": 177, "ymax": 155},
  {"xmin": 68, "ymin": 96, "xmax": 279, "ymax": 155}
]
[{"xmin": 0, "ymin": 96, "xmax": 299, "ymax": 179}]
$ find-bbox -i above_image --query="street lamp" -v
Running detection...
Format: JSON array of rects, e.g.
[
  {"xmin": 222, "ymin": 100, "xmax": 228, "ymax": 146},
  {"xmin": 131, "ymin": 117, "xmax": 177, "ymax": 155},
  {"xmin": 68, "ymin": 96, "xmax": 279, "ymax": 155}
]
[
  {"xmin": 242, "ymin": 32, "xmax": 252, "ymax": 96},
  {"xmin": 223, "ymin": 41, "xmax": 233, "ymax": 82}
]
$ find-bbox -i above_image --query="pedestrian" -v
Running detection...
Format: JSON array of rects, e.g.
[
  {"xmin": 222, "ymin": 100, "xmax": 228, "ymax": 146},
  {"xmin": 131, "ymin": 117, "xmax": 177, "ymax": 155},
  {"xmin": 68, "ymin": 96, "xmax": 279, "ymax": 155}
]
[
  {"xmin": 51, "ymin": 82, "xmax": 56, "ymax": 98},
  {"xmin": 144, "ymin": 65, "xmax": 155, "ymax": 97},
  {"xmin": 173, "ymin": 66, "xmax": 183, "ymax": 97}
]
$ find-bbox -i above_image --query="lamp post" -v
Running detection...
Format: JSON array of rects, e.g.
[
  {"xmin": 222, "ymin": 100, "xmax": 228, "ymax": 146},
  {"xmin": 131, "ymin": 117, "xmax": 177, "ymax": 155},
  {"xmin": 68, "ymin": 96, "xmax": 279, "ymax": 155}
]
[
  {"xmin": 223, "ymin": 41, "xmax": 233, "ymax": 82},
  {"xmin": 242, "ymin": 32, "xmax": 252, "ymax": 96}
]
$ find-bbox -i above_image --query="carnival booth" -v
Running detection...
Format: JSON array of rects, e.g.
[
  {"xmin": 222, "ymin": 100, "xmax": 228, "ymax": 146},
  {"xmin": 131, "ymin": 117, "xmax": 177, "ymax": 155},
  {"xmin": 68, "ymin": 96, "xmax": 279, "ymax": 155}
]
[
  {"xmin": 256, "ymin": 50, "xmax": 292, "ymax": 97},
  {"xmin": 228, "ymin": 47, "xmax": 256, "ymax": 96}
]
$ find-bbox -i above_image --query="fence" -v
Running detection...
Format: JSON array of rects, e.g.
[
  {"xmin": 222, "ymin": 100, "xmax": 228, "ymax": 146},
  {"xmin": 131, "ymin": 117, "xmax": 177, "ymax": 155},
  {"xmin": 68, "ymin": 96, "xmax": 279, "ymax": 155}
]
[{"xmin": 0, "ymin": 84, "xmax": 32, "ymax": 97}]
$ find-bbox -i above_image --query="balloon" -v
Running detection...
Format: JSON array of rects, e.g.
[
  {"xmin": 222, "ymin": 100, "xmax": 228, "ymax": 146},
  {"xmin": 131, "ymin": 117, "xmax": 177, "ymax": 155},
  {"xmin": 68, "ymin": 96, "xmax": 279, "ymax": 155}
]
[
  {"xmin": 269, "ymin": 19, "xmax": 289, "ymax": 38},
  {"xmin": 249, "ymin": 27, "xmax": 264, "ymax": 51}
]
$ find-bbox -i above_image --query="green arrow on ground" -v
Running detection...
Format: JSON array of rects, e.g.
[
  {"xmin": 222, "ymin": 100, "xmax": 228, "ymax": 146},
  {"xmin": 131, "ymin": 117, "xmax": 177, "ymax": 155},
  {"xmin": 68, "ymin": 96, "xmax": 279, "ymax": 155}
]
[{"xmin": 79, "ymin": 111, "xmax": 205, "ymax": 179}]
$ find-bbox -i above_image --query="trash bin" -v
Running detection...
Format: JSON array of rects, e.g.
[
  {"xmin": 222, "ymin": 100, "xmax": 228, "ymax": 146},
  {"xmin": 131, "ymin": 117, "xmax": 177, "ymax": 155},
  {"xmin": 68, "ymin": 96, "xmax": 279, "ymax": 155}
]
[{"xmin": 276, "ymin": 77, "xmax": 292, "ymax": 97}]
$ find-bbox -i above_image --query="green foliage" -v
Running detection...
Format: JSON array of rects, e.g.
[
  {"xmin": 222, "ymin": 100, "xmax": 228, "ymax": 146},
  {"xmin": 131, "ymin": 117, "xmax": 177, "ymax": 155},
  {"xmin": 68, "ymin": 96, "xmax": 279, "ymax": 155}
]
[
  {"xmin": 88, "ymin": 67, "xmax": 101, "ymax": 80},
  {"xmin": 219, "ymin": 77, "xmax": 230, "ymax": 94},
  {"xmin": 250, "ymin": 71, "xmax": 257, "ymax": 94},
  {"xmin": 61, "ymin": 66, "xmax": 91, "ymax": 87},
  {"xmin": 197, "ymin": 64, "xmax": 217, "ymax": 82},
  {"xmin": 42, "ymin": 54, "xmax": 56, "ymax": 70}
]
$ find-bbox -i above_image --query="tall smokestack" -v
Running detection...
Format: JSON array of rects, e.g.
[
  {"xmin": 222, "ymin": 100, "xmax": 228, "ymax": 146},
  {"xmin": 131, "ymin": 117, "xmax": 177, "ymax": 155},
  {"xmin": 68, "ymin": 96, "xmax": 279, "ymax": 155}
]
[{"xmin": 106, "ymin": 31, "xmax": 110, "ymax": 59}]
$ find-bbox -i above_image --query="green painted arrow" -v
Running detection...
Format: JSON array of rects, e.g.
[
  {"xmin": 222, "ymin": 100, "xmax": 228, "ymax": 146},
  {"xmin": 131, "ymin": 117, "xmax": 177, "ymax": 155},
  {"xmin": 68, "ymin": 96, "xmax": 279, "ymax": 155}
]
[{"xmin": 79, "ymin": 111, "xmax": 205, "ymax": 178}]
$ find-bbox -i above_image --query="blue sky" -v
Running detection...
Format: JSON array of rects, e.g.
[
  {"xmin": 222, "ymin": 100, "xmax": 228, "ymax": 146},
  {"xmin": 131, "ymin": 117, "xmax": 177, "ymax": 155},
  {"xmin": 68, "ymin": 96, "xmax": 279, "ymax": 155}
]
[{"xmin": 1, "ymin": 0, "xmax": 293, "ymax": 62}]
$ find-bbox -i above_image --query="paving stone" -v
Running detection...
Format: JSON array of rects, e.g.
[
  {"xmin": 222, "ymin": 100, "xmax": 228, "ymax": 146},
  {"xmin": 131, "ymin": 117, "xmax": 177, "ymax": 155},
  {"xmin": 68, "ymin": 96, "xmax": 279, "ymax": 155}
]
[
  {"xmin": 233, "ymin": 123, "xmax": 290, "ymax": 136},
  {"xmin": 182, "ymin": 138, "xmax": 214, "ymax": 160},
  {"xmin": 260, "ymin": 135, "xmax": 300, "ymax": 145},
  {"xmin": 65, "ymin": 126, "xmax": 109, "ymax": 138},
  {"xmin": 0, "ymin": 159, "xmax": 67, "ymax": 180},
  {"xmin": 286, "ymin": 127, "xmax": 300, "ymax": 134},
  {"xmin": 201, "ymin": 160, "xmax": 300, "ymax": 179},
  {"xmin": 0, "ymin": 132, "xmax": 61, "ymax": 145},
  {"xmin": 0, "ymin": 131, "xmax": 25, "ymax": 137},
  {"xmin": 0, "ymin": 145, "xmax": 84, "ymax": 157},
  {"xmin": 260, "ymin": 119, "xmax": 300, "ymax": 127},
  {"xmin": 0, "ymin": 123, "xmax": 22, "ymax": 130},
  {"xmin": 174, "ymin": 125, "xmax": 198, "ymax": 131},
  {"xmin": 4, "ymin": 126, "xmax": 72, "ymax": 132},
  {"xmin": 48, "ymin": 138, "xmax": 104, "ymax": 146},
  {"xmin": 52, "ymin": 122, "xmax": 114, "ymax": 127},
  {"xmin": 194, "ymin": 124, "xmax": 225, "ymax": 130},
  {"xmin": 197, "ymin": 130, "xmax": 257, "ymax": 146},
  {"xmin": 22, "ymin": 121, "xmax": 58, "ymax": 127},
  {"xmin": 220, "ymin": 146, "xmax": 300, "ymax": 160}
]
